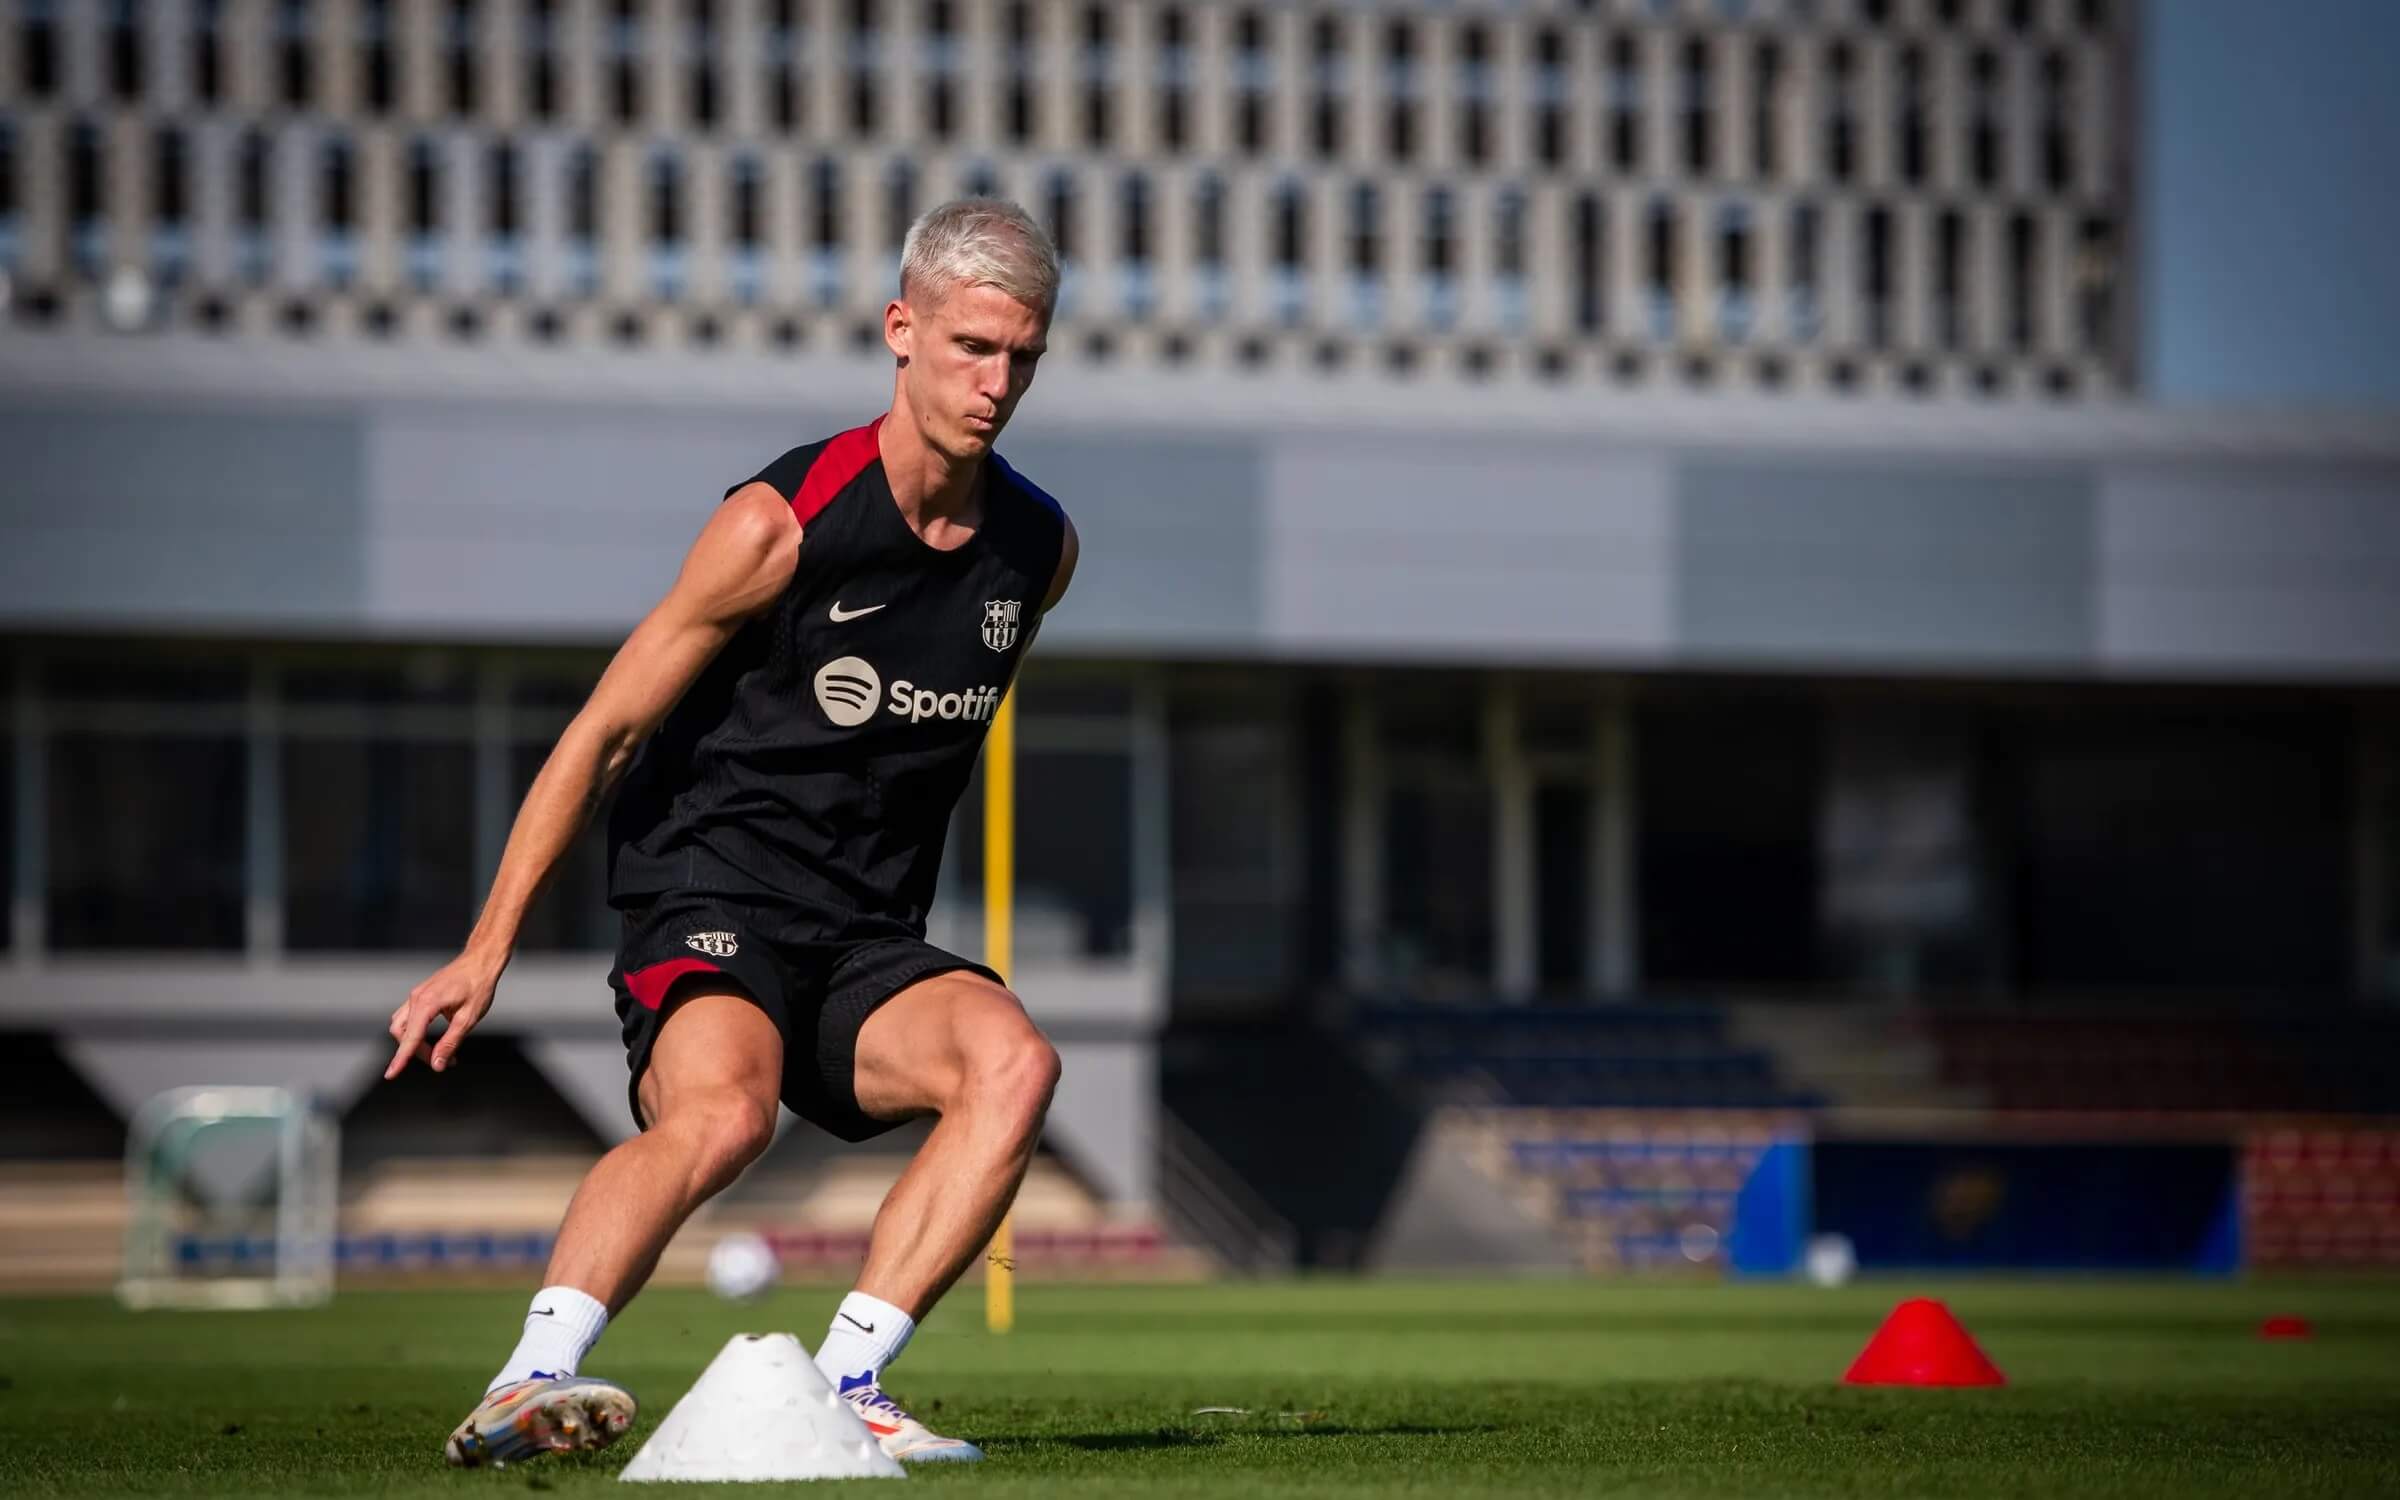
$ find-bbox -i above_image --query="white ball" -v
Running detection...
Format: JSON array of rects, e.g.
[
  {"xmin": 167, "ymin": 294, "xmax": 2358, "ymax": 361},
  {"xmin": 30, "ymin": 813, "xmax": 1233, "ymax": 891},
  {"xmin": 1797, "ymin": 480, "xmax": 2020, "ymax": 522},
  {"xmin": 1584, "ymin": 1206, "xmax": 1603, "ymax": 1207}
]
[
  {"xmin": 705, "ymin": 1231, "xmax": 781, "ymax": 1301},
  {"xmin": 1804, "ymin": 1232, "xmax": 1858, "ymax": 1288}
]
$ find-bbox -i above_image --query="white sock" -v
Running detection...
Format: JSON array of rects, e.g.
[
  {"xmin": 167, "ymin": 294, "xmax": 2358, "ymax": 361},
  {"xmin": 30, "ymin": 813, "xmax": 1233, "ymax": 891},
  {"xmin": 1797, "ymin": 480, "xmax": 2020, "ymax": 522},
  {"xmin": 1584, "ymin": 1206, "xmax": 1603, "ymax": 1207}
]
[
  {"xmin": 487, "ymin": 1285, "xmax": 609, "ymax": 1394},
  {"xmin": 812, "ymin": 1291, "xmax": 916, "ymax": 1391}
]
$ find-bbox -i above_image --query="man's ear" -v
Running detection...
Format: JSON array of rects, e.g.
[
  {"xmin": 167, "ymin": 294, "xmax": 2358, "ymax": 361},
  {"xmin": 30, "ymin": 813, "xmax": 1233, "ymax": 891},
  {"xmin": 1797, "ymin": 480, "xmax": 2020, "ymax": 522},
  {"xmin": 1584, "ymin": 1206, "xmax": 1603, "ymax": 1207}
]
[{"xmin": 884, "ymin": 298, "xmax": 912, "ymax": 364}]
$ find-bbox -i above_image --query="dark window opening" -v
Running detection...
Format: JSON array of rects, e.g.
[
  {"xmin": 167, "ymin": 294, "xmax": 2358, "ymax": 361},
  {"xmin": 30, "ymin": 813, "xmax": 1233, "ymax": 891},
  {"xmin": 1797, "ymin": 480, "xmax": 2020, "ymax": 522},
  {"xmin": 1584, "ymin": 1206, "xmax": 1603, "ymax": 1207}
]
[
  {"xmin": 1752, "ymin": 40, "xmax": 1781, "ymax": 179},
  {"xmin": 1863, "ymin": 205, "xmax": 1892, "ymax": 349},
  {"xmin": 2007, "ymin": 210, "xmax": 2038, "ymax": 351},
  {"xmin": 155, "ymin": 128, "xmax": 189, "ymax": 227},
  {"xmin": 363, "ymin": 0, "xmax": 394, "ymax": 114},
  {"xmin": 322, "ymin": 139, "xmax": 354, "ymax": 231},
  {"xmin": 448, "ymin": 0, "xmax": 479, "ymax": 115},
  {"xmin": 1574, "ymin": 193, "xmax": 1605, "ymax": 334},
  {"xmin": 278, "ymin": 0, "xmax": 312, "ymax": 108},
  {"xmin": 109, "ymin": 0, "xmax": 143, "ymax": 100},
  {"xmin": 1681, "ymin": 37, "xmax": 1712, "ymax": 176}
]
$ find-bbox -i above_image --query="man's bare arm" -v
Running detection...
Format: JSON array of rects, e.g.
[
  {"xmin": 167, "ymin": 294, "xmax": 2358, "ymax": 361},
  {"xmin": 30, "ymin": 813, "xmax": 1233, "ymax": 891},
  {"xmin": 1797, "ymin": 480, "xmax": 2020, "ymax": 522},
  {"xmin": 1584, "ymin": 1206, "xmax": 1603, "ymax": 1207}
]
[{"xmin": 384, "ymin": 488, "xmax": 799, "ymax": 1079}]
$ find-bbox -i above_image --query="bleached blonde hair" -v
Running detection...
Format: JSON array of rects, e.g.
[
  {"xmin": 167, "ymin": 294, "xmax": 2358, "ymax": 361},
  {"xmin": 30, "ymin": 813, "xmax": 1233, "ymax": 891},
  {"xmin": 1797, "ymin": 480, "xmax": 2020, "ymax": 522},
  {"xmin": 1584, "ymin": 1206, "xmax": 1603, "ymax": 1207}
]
[{"xmin": 898, "ymin": 198, "xmax": 1059, "ymax": 316}]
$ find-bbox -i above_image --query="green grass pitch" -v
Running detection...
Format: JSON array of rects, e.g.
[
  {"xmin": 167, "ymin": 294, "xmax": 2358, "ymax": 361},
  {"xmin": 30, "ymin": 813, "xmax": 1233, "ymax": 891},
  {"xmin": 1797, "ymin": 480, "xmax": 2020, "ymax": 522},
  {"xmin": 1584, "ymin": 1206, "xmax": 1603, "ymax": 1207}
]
[{"xmin": 2, "ymin": 1278, "xmax": 2396, "ymax": 1498}]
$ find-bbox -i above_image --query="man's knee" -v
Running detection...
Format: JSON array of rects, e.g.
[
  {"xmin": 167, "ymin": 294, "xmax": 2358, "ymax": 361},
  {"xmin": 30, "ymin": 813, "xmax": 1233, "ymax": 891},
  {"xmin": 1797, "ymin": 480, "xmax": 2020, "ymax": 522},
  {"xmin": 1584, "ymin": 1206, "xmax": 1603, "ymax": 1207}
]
[
  {"xmin": 969, "ymin": 1012, "xmax": 1061, "ymax": 1127},
  {"xmin": 664, "ymin": 1088, "xmax": 777, "ymax": 1183}
]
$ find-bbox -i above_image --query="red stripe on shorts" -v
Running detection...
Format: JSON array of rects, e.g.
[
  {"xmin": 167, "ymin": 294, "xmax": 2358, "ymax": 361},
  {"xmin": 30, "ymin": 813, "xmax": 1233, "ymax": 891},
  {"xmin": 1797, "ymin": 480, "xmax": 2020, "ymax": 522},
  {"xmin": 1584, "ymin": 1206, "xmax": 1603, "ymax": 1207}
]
[{"xmin": 623, "ymin": 956, "xmax": 724, "ymax": 1012}]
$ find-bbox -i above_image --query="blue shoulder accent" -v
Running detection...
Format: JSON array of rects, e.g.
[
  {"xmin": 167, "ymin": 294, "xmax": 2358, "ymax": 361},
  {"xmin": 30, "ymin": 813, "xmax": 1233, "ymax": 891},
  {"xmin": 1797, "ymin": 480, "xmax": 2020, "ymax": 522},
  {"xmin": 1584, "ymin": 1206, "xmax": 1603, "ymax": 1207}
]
[{"xmin": 990, "ymin": 452, "xmax": 1066, "ymax": 521}]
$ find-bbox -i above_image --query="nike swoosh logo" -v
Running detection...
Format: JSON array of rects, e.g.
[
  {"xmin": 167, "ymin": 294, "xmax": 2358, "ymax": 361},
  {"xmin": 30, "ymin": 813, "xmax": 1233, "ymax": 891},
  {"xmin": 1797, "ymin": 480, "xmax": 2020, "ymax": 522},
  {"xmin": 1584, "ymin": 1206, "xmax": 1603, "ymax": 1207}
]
[
  {"xmin": 839, "ymin": 1312, "xmax": 877, "ymax": 1333},
  {"xmin": 532, "ymin": 1306, "xmax": 555, "ymax": 1317},
  {"xmin": 828, "ymin": 601, "xmax": 885, "ymax": 623}
]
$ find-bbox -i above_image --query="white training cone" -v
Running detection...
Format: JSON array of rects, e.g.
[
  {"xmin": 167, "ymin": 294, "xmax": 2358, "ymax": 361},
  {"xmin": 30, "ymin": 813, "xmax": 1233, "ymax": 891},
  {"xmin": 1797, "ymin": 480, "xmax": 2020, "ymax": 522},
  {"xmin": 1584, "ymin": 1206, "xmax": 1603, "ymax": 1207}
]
[{"xmin": 619, "ymin": 1333, "xmax": 906, "ymax": 1483}]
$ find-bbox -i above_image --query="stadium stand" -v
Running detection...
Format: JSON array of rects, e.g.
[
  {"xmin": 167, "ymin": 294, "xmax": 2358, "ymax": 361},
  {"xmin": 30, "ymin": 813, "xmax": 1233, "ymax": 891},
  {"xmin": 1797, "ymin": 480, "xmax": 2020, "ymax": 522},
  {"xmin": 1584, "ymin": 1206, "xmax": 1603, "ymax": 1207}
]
[{"xmin": 1354, "ymin": 1002, "xmax": 1822, "ymax": 1111}]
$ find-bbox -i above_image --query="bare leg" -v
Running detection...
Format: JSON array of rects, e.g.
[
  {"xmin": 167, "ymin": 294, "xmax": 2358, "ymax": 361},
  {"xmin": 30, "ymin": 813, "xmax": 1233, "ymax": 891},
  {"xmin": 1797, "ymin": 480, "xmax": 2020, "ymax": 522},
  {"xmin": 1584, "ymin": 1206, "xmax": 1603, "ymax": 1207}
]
[
  {"xmin": 543, "ymin": 989, "xmax": 784, "ymax": 1312},
  {"xmin": 846, "ymin": 972, "xmax": 1061, "ymax": 1318}
]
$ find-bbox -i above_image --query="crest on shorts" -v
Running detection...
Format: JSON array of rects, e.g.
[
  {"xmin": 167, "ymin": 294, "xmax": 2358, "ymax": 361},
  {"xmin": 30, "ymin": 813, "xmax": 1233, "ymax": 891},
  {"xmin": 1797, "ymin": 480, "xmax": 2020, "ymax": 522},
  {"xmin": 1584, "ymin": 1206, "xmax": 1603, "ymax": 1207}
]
[
  {"xmin": 685, "ymin": 931, "xmax": 738, "ymax": 958},
  {"xmin": 981, "ymin": 599, "xmax": 1022, "ymax": 652}
]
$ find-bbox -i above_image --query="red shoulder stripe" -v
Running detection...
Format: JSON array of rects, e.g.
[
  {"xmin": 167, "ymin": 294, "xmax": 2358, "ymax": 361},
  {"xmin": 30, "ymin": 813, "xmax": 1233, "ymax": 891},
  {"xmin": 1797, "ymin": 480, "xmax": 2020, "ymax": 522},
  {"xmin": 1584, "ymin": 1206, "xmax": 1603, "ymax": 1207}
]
[{"xmin": 792, "ymin": 417, "xmax": 884, "ymax": 527}]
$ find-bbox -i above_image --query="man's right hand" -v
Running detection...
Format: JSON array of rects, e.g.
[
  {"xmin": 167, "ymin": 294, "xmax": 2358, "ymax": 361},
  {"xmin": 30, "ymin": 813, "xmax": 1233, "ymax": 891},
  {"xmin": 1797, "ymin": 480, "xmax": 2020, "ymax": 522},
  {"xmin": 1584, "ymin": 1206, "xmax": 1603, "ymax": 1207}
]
[{"xmin": 386, "ymin": 950, "xmax": 506, "ymax": 1079}]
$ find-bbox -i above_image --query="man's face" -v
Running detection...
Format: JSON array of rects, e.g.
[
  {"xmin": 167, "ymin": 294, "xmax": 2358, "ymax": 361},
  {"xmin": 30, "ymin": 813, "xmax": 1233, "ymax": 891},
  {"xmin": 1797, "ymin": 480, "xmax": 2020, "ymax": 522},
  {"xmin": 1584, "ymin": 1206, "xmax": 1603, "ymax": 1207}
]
[{"xmin": 889, "ymin": 280, "xmax": 1050, "ymax": 460}]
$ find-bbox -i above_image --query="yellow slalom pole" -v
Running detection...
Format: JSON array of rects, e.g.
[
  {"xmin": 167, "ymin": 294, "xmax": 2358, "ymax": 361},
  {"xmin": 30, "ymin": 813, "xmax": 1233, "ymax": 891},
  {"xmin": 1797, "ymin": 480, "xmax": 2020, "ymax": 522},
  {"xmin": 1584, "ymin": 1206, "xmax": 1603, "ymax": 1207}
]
[{"xmin": 982, "ymin": 687, "xmax": 1016, "ymax": 1335}]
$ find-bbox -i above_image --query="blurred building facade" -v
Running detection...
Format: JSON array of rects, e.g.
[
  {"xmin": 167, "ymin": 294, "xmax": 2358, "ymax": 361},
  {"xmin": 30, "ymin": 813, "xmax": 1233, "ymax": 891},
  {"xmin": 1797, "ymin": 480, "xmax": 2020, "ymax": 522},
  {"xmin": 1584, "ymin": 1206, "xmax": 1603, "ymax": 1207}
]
[{"xmin": 3, "ymin": 0, "xmax": 2398, "ymax": 1247}]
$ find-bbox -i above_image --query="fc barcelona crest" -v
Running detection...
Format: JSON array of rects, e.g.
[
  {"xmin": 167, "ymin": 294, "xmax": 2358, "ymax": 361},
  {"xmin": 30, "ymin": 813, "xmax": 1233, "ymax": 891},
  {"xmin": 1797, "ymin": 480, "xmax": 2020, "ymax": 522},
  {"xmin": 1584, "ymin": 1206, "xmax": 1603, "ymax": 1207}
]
[{"xmin": 982, "ymin": 599, "xmax": 1022, "ymax": 652}]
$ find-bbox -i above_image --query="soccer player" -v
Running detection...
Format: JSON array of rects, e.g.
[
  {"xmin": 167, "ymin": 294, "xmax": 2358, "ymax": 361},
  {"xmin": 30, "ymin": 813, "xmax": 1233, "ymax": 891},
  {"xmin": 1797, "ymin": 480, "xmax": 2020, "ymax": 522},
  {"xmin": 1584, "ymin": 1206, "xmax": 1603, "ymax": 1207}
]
[{"xmin": 383, "ymin": 199, "xmax": 1076, "ymax": 1468}]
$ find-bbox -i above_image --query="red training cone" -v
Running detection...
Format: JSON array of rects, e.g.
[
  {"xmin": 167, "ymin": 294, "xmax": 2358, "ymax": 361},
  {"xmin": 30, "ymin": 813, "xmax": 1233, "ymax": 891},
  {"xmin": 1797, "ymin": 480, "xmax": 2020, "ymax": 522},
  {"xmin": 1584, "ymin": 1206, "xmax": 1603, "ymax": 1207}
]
[
  {"xmin": 1843, "ymin": 1298, "xmax": 2007, "ymax": 1387},
  {"xmin": 2258, "ymin": 1316, "xmax": 2313, "ymax": 1340}
]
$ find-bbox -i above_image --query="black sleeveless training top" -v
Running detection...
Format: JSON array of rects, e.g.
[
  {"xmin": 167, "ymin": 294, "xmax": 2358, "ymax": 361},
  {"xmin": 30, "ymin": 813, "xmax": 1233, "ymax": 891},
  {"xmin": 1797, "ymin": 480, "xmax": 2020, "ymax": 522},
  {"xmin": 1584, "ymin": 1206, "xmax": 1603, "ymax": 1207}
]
[{"xmin": 605, "ymin": 417, "xmax": 1068, "ymax": 941}]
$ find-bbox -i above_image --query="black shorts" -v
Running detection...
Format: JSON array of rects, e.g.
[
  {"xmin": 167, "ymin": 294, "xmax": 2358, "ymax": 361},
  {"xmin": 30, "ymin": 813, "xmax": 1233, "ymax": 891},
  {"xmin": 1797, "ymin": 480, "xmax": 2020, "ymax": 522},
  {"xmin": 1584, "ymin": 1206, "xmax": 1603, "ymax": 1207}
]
[{"xmin": 607, "ymin": 893, "xmax": 998, "ymax": 1143}]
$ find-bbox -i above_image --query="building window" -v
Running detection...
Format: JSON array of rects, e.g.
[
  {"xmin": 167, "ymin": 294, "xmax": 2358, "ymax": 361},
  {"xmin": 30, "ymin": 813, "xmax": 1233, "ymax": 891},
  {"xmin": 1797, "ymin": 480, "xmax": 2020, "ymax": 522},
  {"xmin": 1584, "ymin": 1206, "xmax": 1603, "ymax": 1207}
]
[
  {"xmin": 924, "ymin": 0, "xmax": 957, "ymax": 141},
  {"xmin": 1824, "ymin": 41, "xmax": 1856, "ymax": 184},
  {"xmin": 277, "ymin": 0, "xmax": 313, "ymax": 110},
  {"xmin": 727, "ymin": 152, "xmax": 763, "ymax": 304},
  {"xmin": 362, "ymin": 0, "xmax": 395, "ymax": 115},
  {"xmin": 283, "ymin": 684, "xmax": 477, "ymax": 953},
  {"xmin": 1645, "ymin": 198, "xmax": 1678, "ymax": 342},
  {"xmin": 688, "ymin": 0, "xmax": 720, "ymax": 130},
  {"xmin": 885, "ymin": 158, "xmax": 916, "ymax": 254},
  {"xmin": 237, "ymin": 129, "xmax": 271, "ymax": 283},
  {"xmin": 1496, "ymin": 184, "xmax": 1529, "ymax": 333},
  {"xmin": 1156, "ymin": 7, "xmax": 1189, "ymax": 151},
  {"xmin": 108, "ymin": 0, "xmax": 143, "ymax": 101},
  {"xmin": 1385, "ymin": 20, "xmax": 1417, "ymax": 163},
  {"xmin": 566, "ymin": 145, "xmax": 599, "ymax": 296},
  {"xmin": 193, "ymin": 0, "xmax": 224, "ymax": 105},
  {"xmin": 45, "ymin": 660, "xmax": 248, "ymax": 953},
  {"xmin": 2041, "ymin": 50, "xmax": 2074, "ymax": 192},
  {"xmin": 320, "ymin": 137, "xmax": 356, "ymax": 288},
  {"xmin": 1005, "ymin": 2, "xmax": 1037, "ymax": 144},
  {"xmin": 1346, "ymin": 179, "xmax": 1382, "ymax": 327},
  {"xmin": 1862, "ymin": 204, "xmax": 1891, "ymax": 349},
  {"xmin": 487, "ymin": 140, "xmax": 522, "ymax": 293},
  {"xmin": 1936, "ymin": 208, "xmax": 1965, "ymax": 349},
  {"xmin": 1752, "ymin": 39, "xmax": 1781, "ymax": 181},
  {"xmin": 1570, "ymin": 192, "xmax": 1604, "ymax": 335},
  {"xmin": 1680, "ymin": 37, "xmax": 1713, "ymax": 176},
  {"xmin": 1270, "ymin": 178, "xmax": 1307, "ymax": 325},
  {"xmin": 1970, "ymin": 49, "xmax": 2002, "ymax": 189},
  {"xmin": 1233, "ymin": 9, "xmax": 1271, "ymax": 157},
  {"xmin": 21, "ymin": 0, "xmax": 58, "ymax": 98},
  {"xmin": 448, "ymin": 0, "xmax": 480, "ymax": 116},
  {"xmin": 1081, "ymin": 4, "xmax": 1114, "ymax": 149},
  {"xmin": 649, "ymin": 150, "xmax": 686, "ymax": 300},
  {"xmin": 611, "ymin": 0, "xmax": 643, "ymax": 124},
  {"xmin": 68, "ymin": 121, "xmax": 104, "ymax": 281},
  {"xmin": 1120, "ymin": 171, "xmax": 1153, "ymax": 319},
  {"xmin": 767, "ymin": 0, "xmax": 799, "ymax": 132},
  {"xmin": 1193, "ymin": 171, "xmax": 1226, "ymax": 317},
  {"xmin": 1608, "ymin": 34, "xmax": 1641, "ymax": 172},
  {"xmin": 1897, "ymin": 45, "xmax": 1927, "ymax": 187},
  {"xmin": 1458, "ymin": 22, "xmax": 1492, "ymax": 167},
  {"xmin": 847, "ymin": 0, "xmax": 879, "ymax": 138},
  {"xmin": 811, "ymin": 156, "xmax": 845, "ymax": 305},
  {"xmin": 2007, "ymin": 210, "xmax": 2039, "ymax": 351},
  {"xmin": 2076, "ymin": 213, "xmax": 2116, "ymax": 355},
  {"xmin": 0, "ymin": 121, "xmax": 18, "ymax": 262},
  {"xmin": 1718, "ymin": 201, "xmax": 1752, "ymax": 341},
  {"xmin": 1789, "ymin": 202, "xmax": 1820, "ymax": 341},
  {"xmin": 1421, "ymin": 184, "xmax": 1455, "ymax": 330},
  {"xmin": 408, "ymin": 139, "xmax": 444, "ymax": 292},
  {"xmin": 1310, "ymin": 14, "xmax": 1344, "ymax": 160},
  {"xmin": 1051, "ymin": 168, "xmax": 1089, "ymax": 295},
  {"xmin": 526, "ymin": 0, "xmax": 559, "ymax": 120},
  {"xmin": 1532, "ymin": 28, "xmax": 1568, "ymax": 170}
]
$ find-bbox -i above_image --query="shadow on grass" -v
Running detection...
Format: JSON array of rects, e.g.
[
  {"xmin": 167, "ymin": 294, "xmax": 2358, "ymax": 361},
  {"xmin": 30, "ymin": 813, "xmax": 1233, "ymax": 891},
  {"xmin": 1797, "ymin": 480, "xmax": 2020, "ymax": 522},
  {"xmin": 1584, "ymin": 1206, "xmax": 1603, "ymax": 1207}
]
[{"xmin": 1055, "ymin": 1422, "xmax": 1498, "ymax": 1452}]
